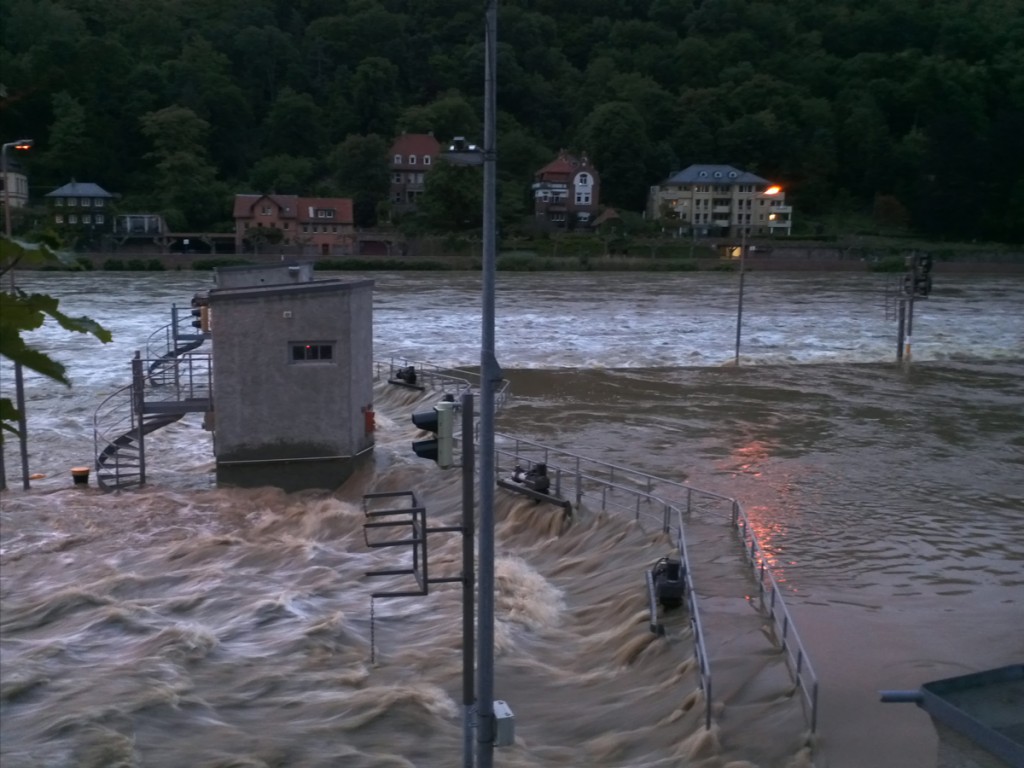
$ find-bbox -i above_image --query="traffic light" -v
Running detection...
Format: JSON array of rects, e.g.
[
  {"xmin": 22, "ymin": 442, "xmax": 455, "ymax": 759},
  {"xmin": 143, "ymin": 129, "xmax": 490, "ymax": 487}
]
[
  {"xmin": 190, "ymin": 305, "xmax": 209, "ymax": 332},
  {"xmin": 411, "ymin": 400, "xmax": 454, "ymax": 468},
  {"xmin": 914, "ymin": 253, "xmax": 933, "ymax": 297}
]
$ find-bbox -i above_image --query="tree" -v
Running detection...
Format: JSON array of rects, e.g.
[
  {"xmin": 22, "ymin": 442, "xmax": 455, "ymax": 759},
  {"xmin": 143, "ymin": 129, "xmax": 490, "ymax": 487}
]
[
  {"xmin": 0, "ymin": 238, "xmax": 111, "ymax": 442},
  {"xmin": 351, "ymin": 57, "xmax": 401, "ymax": 135},
  {"xmin": 262, "ymin": 88, "xmax": 326, "ymax": 157},
  {"xmin": 326, "ymin": 134, "xmax": 390, "ymax": 227},
  {"xmin": 140, "ymin": 106, "xmax": 228, "ymax": 230},
  {"xmin": 418, "ymin": 159, "xmax": 483, "ymax": 231},
  {"xmin": 577, "ymin": 102, "xmax": 654, "ymax": 210},
  {"xmin": 248, "ymin": 154, "xmax": 315, "ymax": 195},
  {"xmin": 38, "ymin": 92, "xmax": 90, "ymax": 182}
]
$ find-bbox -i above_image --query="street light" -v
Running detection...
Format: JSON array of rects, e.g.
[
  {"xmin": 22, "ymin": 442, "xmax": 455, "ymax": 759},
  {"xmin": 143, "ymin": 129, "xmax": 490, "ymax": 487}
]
[
  {"xmin": 2, "ymin": 137, "xmax": 35, "ymax": 491},
  {"xmin": 734, "ymin": 183, "xmax": 781, "ymax": 365},
  {"xmin": 2, "ymin": 138, "xmax": 34, "ymax": 244}
]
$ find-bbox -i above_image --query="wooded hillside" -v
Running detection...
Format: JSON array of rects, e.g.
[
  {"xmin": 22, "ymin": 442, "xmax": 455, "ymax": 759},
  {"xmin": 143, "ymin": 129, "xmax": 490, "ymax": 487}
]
[{"xmin": 2, "ymin": 0, "xmax": 1022, "ymax": 241}]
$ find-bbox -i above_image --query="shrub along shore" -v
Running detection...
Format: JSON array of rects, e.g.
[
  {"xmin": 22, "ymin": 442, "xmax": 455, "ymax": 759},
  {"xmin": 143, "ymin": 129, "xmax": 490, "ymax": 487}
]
[{"xmin": 53, "ymin": 238, "xmax": 1024, "ymax": 275}]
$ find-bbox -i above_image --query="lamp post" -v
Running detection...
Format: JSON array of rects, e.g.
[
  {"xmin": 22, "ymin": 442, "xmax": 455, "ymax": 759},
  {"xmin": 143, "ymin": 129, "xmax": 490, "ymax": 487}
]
[
  {"xmin": 477, "ymin": 2, "xmax": 501, "ymax": 766},
  {"xmin": 733, "ymin": 222, "xmax": 747, "ymax": 365},
  {"xmin": 2, "ymin": 138, "xmax": 34, "ymax": 491},
  {"xmin": 733, "ymin": 184, "xmax": 781, "ymax": 366}
]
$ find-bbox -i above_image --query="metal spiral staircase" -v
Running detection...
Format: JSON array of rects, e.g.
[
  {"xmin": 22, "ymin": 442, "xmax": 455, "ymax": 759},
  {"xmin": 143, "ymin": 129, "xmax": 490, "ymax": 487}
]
[{"xmin": 93, "ymin": 303, "xmax": 212, "ymax": 491}]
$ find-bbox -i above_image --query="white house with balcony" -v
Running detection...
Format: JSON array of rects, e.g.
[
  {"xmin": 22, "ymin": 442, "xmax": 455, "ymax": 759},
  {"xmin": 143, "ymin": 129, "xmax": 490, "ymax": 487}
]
[{"xmin": 647, "ymin": 164, "xmax": 792, "ymax": 237}]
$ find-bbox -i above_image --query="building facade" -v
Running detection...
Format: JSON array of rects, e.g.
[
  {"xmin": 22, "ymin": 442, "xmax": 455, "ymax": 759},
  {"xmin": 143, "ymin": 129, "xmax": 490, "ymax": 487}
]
[
  {"xmin": 532, "ymin": 150, "xmax": 601, "ymax": 230},
  {"xmin": 388, "ymin": 133, "xmax": 442, "ymax": 215},
  {"xmin": 1, "ymin": 160, "xmax": 30, "ymax": 210},
  {"xmin": 647, "ymin": 164, "xmax": 792, "ymax": 238},
  {"xmin": 233, "ymin": 194, "xmax": 355, "ymax": 257},
  {"xmin": 44, "ymin": 180, "xmax": 117, "ymax": 246}
]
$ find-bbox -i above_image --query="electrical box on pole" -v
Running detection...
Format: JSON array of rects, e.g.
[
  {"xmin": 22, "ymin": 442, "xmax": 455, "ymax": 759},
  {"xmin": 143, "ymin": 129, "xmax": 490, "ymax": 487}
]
[{"xmin": 411, "ymin": 400, "xmax": 455, "ymax": 468}]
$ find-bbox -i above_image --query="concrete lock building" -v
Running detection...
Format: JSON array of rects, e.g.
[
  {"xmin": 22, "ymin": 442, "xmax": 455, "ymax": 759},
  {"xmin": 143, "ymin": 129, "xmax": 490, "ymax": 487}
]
[{"xmin": 207, "ymin": 264, "xmax": 375, "ymax": 491}]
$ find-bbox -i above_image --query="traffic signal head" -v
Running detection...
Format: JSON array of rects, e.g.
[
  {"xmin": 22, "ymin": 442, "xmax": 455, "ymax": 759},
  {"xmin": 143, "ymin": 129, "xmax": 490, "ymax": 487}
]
[
  {"xmin": 914, "ymin": 253, "xmax": 933, "ymax": 297},
  {"xmin": 190, "ymin": 305, "xmax": 209, "ymax": 331},
  {"xmin": 411, "ymin": 400, "xmax": 454, "ymax": 468}
]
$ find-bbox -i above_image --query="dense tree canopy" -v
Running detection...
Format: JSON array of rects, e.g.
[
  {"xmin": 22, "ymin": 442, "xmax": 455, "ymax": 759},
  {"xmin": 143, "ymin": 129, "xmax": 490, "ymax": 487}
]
[{"xmin": 2, "ymin": 0, "xmax": 1022, "ymax": 240}]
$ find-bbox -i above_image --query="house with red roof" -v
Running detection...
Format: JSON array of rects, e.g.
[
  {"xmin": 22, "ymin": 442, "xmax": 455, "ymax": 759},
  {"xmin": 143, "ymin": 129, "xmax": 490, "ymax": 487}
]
[
  {"xmin": 389, "ymin": 133, "xmax": 442, "ymax": 215},
  {"xmin": 232, "ymin": 194, "xmax": 355, "ymax": 256},
  {"xmin": 532, "ymin": 150, "xmax": 601, "ymax": 231}
]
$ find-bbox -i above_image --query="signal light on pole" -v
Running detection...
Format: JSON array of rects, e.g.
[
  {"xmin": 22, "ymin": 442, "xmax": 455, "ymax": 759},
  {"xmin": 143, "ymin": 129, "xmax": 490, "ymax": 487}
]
[
  {"xmin": 914, "ymin": 253, "xmax": 933, "ymax": 297},
  {"xmin": 190, "ymin": 305, "xmax": 209, "ymax": 332},
  {"xmin": 411, "ymin": 400, "xmax": 454, "ymax": 468}
]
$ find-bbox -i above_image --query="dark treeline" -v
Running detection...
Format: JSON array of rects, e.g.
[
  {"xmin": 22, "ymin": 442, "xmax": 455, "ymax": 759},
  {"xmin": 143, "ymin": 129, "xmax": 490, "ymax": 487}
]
[{"xmin": 2, "ymin": 0, "xmax": 1022, "ymax": 241}]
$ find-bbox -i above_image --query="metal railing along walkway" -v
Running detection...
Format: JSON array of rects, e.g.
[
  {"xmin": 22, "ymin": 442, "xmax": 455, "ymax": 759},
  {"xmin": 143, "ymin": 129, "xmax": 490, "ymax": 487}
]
[{"xmin": 488, "ymin": 433, "xmax": 820, "ymax": 735}]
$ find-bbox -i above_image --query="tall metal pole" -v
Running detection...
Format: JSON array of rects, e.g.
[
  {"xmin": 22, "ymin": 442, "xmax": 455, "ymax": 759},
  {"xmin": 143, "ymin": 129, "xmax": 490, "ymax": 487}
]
[
  {"xmin": 461, "ymin": 392, "xmax": 476, "ymax": 768},
  {"xmin": 477, "ymin": 1, "xmax": 500, "ymax": 766},
  {"xmin": 2, "ymin": 140, "xmax": 33, "ymax": 490},
  {"xmin": 733, "ymin": 225, "xmax": 746, "ymax": 365}
]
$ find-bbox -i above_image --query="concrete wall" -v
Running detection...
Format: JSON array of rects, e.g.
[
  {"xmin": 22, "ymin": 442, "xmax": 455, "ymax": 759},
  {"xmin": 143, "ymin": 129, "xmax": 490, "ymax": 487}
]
[{"xmin": 208, "ymin": 276, "xmax": 374, "ymax": 491}]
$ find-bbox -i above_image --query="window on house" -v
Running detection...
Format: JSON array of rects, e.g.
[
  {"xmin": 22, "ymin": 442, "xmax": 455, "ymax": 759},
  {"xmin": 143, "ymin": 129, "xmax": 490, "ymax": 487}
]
[
  {"xmin": 332, "ymin": 225, "xmax": 338, "ymax": 232},
  {"xmin": 393, "ymin": 172, "xmax": 402, "ymax": 183},
  {"xmin": 326, "ymin": 209, "xmax": 335, "ymax": 218},
  {"xmin": 55, "ymin": 214, "xmax": 64, "ymax": 224},
  {"xmin": 283, "ymin": 222, "xmax": 289, "ymax": 229},
  {"xmin": 262, "ymin": 206, "xmax": 272, "ymax": 215},
  {"xmin": 409, "ymin": 155, "xmax": 416, "ymax": 165},
  {"xmin": 578, "ymin": 173, "xmax": 589, "ymax": 185},
  {"xmin": 291, "ymin": 343, "xmax": 334, "ymax": 362},
  {"xmin": 55, "ymin": 198, "xmax": 64, "ymax": 207},
  {"xmin": 95, "ymin": 214, "xmax": 105, "ymax": 224},
  {"xmin": 394, "ymin": 154, "xmax": 402, "ymax": 164},
  {"xmin": 95, "ymin": 198, "xmax": 105, "ymax": 207},
  {"xmin": 424, "ymin": 155, "xmax": 431, "ymax": 165},
  {"xmin": 68, "ymin": 198, "xmax": 77, "ymax": 206},
  {"xmin": 82, "ymin": 214, "xmax": 91, "ymax": 223},
  {"xmin": 69, "ymin": 214, "xmax": 78, "ymax": 224},
  {"xmin": 302, "ymin": 224, "xmax": 309, "ymax": 232}
]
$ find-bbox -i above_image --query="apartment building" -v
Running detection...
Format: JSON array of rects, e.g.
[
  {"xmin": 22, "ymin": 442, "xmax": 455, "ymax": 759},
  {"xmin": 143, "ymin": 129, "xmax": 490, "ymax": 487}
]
[
  {"xmin": 388, "ymin": 133, "xmax": 442, "ymax": 215},
  {"xmin": 647, "ymin": 164, "xmax": 792, "ymax": 237}
]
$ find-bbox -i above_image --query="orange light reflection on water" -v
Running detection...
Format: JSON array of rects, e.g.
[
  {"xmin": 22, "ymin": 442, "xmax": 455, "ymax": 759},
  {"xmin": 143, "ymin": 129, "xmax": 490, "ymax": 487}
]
[{"xmin": 726, "ymin": 438, "xmax": 807, "ymax": 593}]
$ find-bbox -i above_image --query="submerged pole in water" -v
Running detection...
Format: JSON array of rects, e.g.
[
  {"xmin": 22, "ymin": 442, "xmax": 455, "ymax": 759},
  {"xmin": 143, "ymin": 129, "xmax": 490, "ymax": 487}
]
[
  {"xmin": 477, "ymin": 1, "xmax": 500, "ymax": 766},
  {"xmin": 734, "ymin": 226, "xmax": 747, "ymax": 365},
  {"xmin": 461, "ymin": 392, "xmax": 475, "ymax": 768}
]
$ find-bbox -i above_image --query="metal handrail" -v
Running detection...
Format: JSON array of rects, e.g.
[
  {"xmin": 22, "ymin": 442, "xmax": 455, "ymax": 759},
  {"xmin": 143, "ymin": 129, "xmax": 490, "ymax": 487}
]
[
  {"xmin": 732, "ymin": 502, "xmax": 820, "ymax": 732},
  {"xmin": 491, "ymin": 431, "xmax": 819, "ymax": 735},
  {"xmin": 374, "ymin": 356, "xmax": 513, "ymax": 412}
]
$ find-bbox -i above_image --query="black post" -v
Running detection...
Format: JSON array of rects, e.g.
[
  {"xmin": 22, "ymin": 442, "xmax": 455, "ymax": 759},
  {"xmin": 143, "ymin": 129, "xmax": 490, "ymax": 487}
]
[
  {"xmin": 132, "ymin": 352, "xmax": 146, "ymax": 485},
  {"xmin": 15, "ymin": 362, "xmax": 29, "ymax": 489},
  {"xmin": 896, "ymin": 297, "xmax": 906, "ymax": 362},
  {"xmin": 461, "ymin": 392, "xmax": 476, "ymax": 768}
]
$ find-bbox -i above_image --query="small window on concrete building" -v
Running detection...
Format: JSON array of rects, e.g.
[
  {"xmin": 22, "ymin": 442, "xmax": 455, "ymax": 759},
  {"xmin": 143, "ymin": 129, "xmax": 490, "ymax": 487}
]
[{"xmin": 291, "ymin": 343, "xmax": 334, "ymax": 362}]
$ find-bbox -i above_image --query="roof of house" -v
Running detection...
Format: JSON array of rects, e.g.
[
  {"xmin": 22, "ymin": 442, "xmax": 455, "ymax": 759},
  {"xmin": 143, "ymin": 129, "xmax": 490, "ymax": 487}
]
[
  {"xmin": 389, "ymin": 133, "xmax": 441, "ymax": 159},
  {"xmin": 535, "ymin": 150, "xmax": 595, "ymax": 181},
  {"xmin": 46, "ymin": 180, "xmax": 115, "ymax": 198},
  {"xmin": 233, "ymin": 194, "xmax": 353, "ymax": 224},
  {"xmin": 591, "ymin": 208, "xmax": 621, "ymax": 228},
  {"xmin": 233, "ymin": 194, "xmax": 297, "ymax": 218},
  {"xmin": 663, "ymin": 164, "xmax": 769, "ymax": 185}
]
